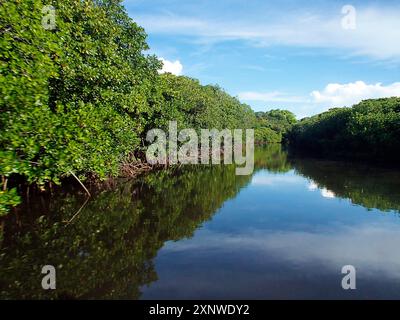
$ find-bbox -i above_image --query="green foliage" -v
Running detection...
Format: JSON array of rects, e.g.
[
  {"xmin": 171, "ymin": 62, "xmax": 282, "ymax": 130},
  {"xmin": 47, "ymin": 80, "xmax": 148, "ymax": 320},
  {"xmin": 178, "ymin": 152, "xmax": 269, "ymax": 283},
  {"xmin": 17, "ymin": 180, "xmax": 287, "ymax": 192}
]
[
  {"xmin": 0, "ymin": 187, "xmax": 20, "ymax": 217},
  {"xmin": 255, "ymin": 109, "xmax": 297, "ymax": 133},
  {"xmin": 254, "ymin": 127, "xmax": 282, "ymax": 144},
  {"xmin": 287, "ymin": 98, "xmax": 400, "ymax": 161},
  {"xmin": 1, "ymin": 0, "xmax": 157, "ymax": 186},
  {"xmin": 254, "ymin": 109, "xmax": 297, "ymax": 143},
  {"xmin": 149, "ymin": 74, "xmax": 256, "ymax": 132},
  {"xmin": 0, "ymin": 1, "xmax": 256, "ymax": 215}
]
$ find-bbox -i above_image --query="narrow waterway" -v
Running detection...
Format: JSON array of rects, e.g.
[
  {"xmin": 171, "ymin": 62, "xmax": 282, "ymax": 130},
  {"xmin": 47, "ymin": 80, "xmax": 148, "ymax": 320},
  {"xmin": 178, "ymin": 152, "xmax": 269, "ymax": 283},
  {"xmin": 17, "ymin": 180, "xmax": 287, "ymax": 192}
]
[{"xmin": 2, "ymin": 145, "xmax": 400, "ymax": 299}]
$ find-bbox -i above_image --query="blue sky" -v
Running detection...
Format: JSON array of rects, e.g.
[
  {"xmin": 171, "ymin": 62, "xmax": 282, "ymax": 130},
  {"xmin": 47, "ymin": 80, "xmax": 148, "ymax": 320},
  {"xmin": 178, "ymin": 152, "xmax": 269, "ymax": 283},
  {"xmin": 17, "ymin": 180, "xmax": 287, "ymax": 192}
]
[{"xmin": 124, "ymin": 0, "xmax": 400, "ymax": 118}]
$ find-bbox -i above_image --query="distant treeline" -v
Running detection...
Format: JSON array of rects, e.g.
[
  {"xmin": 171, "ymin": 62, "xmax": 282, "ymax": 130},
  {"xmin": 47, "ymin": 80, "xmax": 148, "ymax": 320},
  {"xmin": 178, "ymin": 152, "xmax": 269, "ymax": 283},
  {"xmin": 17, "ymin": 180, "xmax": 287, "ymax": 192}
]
[
  {"xmin": 254, "ymin": 109, "xmax": 297, "ymax": 144},
  {"xmin": 287, "ymin": 97, "xmax": 400, "ymax": 162}
]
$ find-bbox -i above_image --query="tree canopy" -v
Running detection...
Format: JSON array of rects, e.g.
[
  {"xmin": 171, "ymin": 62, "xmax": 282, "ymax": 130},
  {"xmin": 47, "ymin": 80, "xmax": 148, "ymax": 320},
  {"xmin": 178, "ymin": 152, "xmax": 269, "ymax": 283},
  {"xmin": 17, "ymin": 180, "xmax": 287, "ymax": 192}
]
[
  {"xmin": 287, "ymin": 98, "xmax": 400, "ymax": 161},
  {"xmin": 254, "ymin": 109, "xmax": 297, "ymax": 144},
  {"xmin": 0, "ymin": 0, "xmax": 258, "ymax": 215}
]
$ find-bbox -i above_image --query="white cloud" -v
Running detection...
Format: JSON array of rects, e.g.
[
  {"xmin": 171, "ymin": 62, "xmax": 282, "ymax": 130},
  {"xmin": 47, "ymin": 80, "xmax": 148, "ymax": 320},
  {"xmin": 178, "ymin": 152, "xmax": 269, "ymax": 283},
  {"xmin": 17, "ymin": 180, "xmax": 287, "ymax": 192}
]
[
  {"xmin": 238, "ymin": 91, "xmax": 308, "ymax": 103},
  {"xmin": 239, "ymin": 81, "xmax": 400, "ymax": 117},
  {"xmin": 133, "ymin": 6, "xmax": 400, "ymax": 61},
  {"xmin": 159, "ymin": 58, "xmax": 183, "ymax": 75},
  {"xmin": 311, "ymin": 81, "xmax": 400, "ymax": 107}
]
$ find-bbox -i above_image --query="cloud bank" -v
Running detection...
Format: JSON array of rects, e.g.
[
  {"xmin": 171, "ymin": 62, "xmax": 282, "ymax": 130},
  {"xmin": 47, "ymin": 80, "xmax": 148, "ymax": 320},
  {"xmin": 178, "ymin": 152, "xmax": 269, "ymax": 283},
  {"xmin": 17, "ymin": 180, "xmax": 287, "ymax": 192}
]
[
  {"xmin": 238, "ymin": 91, "xmax": 307, "ymax": 103},
  {"xmin": 311, "ymin": 81, "xmax": 400, "ymax": 107},
  {"xmin": 239, "ymin": 81, "xmax": 400, "ymax": 116},
  {"xmin": 134, "ymin": 6, "xmax": 400, "ymax": 61}
]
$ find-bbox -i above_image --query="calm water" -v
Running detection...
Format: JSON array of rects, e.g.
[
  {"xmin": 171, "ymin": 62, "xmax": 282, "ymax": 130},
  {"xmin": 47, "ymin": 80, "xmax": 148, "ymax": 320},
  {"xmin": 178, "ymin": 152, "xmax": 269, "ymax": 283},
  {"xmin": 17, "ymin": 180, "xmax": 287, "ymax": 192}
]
[{"xmin": 1, "ymin": 145, "xmax": 400, "ymax": 299}]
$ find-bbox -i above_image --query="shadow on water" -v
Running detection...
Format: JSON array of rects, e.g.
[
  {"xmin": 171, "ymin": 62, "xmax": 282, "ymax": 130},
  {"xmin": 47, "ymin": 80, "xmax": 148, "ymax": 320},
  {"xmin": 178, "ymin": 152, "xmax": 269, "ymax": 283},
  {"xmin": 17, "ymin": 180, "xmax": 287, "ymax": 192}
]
[{"xmin": 1, "ymin": 145, "xmax": 400, "ymax": 299}]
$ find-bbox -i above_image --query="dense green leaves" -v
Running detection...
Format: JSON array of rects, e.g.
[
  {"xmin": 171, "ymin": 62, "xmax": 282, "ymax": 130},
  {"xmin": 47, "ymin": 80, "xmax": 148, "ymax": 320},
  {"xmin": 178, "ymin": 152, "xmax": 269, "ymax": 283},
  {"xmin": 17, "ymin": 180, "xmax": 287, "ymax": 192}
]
[
  {"xmin": 287, "ymin": 98, "xmax": 400, "ymax": 161},
  {"xmin": 1, "ymin": 0, "xmax": 155, "ymax": 186},
  {"xmin": 0, "ymin": 0, "xmax": 259, "ymax": 215},
  {"xmin": 254, "ymin": 109, "xmax": 297, "ymax": 143},
  {"xmin": 0, "ymin": 187, "xmax": 19, "ymax": 217},
  {"xmin": 254, "ymin": 127, "xmax": 282, "ymax": 144},
  {"xmin": 147, "ymin": 74, "xmax": 256, "ymax": 133},
  {"xmin": 255, "ymin": 109, "xmax": 297, "ymax": 133}
]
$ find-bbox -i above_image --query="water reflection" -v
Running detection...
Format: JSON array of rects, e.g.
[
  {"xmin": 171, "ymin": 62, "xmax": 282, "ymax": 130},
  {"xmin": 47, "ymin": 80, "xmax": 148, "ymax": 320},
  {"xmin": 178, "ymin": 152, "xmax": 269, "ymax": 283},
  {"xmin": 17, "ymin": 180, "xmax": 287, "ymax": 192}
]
[
  {"xmin": 292, "ymin": 158, "xmax": 400, "ymax": 212},
  {"xmin": 308, "ymin": 181, "xmax": 339, "ymax": 200},
  {"xmin": 0, "ymin": 164, "xmax": 252, "ymax": 299},
  {"xmin": 320, "ymin": 188, "xmax": 336, "ymax": 198},
  {"xmin": 143, "ymin": 223, "xmax": 400, "ymax": 299},
  {"xmin": 1, "ymin": 145, "xmax": 400, "ymax": 299}
]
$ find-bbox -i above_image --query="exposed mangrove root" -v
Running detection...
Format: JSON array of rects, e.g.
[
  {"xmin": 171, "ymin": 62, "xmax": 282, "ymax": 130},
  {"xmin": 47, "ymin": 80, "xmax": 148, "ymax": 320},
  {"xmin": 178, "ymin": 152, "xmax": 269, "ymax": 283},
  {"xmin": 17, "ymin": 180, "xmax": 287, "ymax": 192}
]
[
  {"xmin": 69, "ymin": 171, "xmax": 91, "ymax": 197},
  {"xmin": 120, "ymin": 161, "xmax": 155, "ymax": 178}
]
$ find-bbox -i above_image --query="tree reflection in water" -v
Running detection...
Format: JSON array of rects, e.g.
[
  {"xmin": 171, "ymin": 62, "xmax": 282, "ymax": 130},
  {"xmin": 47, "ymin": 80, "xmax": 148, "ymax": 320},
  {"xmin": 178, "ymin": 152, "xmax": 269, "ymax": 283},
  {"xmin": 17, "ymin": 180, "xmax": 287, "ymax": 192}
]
[{"xmin": 1, "ymin": 145, "xmax": 400, "ymax": 299}]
